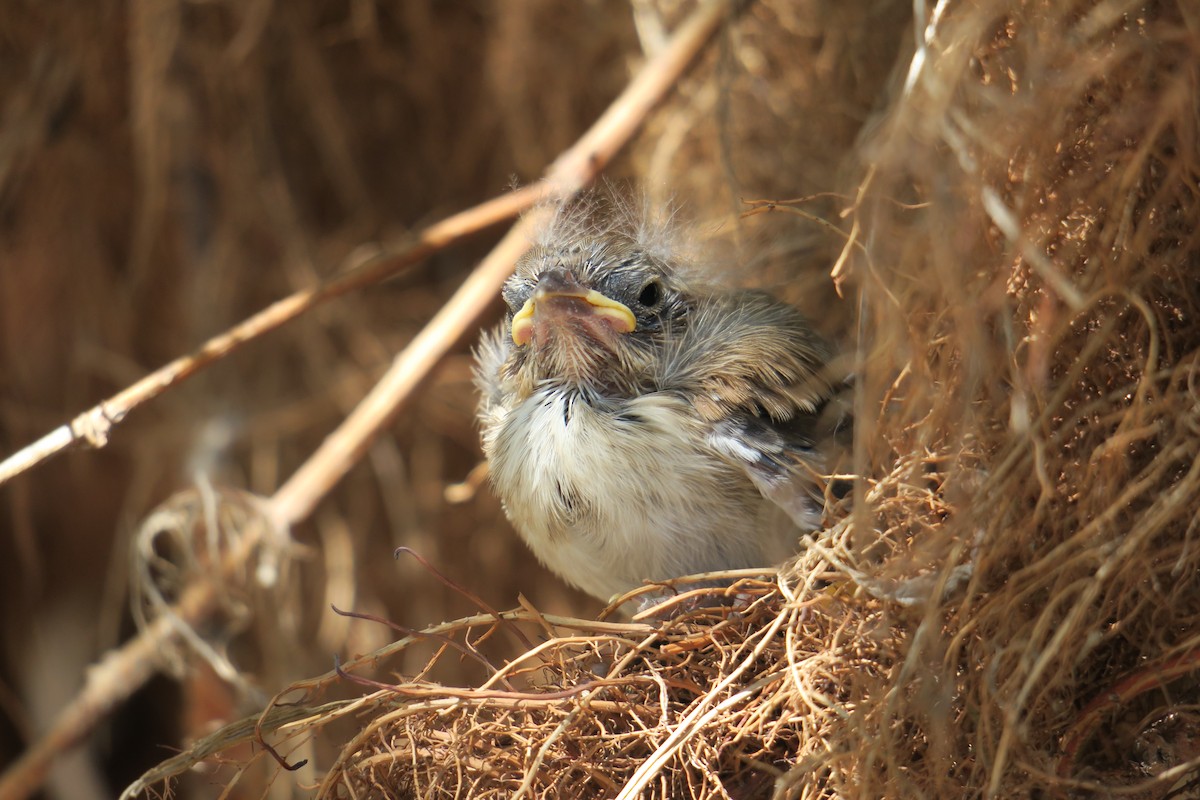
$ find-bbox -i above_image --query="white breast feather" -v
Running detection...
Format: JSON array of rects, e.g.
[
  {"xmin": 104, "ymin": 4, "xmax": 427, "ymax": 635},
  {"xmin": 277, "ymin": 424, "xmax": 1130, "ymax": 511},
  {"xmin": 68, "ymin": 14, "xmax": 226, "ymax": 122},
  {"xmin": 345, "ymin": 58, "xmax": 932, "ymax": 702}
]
[{"xmin": 485, "ymin": 389, "xmax": 796, "ymax": 600}]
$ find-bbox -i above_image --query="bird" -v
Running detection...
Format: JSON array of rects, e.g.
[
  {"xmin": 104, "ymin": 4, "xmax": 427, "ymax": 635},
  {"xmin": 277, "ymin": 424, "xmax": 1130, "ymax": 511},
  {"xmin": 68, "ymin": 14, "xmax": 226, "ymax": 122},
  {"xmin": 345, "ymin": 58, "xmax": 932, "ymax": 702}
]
[{"xmin": 474, "ymin": 198, "xmax": 845, "ymax": 604}]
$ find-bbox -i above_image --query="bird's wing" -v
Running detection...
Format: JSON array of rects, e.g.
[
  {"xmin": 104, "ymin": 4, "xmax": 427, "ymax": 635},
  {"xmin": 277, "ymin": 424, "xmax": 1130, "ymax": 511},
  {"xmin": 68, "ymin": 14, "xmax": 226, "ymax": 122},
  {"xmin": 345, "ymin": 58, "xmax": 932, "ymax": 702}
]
[
  {"xmin": 659, "ymin": 291, "xmax": 849, "ymax": 529},
  {"xmin": 706, "ymin": 413, "xmax": 828, "ymax": 529}
]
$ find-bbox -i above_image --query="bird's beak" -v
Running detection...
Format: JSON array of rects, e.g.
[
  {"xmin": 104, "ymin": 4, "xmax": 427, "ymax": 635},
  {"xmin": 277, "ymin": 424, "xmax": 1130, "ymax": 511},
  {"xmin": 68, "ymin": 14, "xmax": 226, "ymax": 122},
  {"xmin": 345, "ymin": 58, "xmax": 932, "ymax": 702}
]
[{"xmin": 511, "ymin": 272, "xmax": 636, "ymax": 346}]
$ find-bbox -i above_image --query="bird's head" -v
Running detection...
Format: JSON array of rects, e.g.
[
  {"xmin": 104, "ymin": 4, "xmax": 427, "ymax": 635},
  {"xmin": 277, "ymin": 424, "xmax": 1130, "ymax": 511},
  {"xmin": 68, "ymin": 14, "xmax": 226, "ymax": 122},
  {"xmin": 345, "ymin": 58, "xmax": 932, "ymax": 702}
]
[{"xmin": 500, "ymin": 234, "xmax": 691, "ymax": 396}]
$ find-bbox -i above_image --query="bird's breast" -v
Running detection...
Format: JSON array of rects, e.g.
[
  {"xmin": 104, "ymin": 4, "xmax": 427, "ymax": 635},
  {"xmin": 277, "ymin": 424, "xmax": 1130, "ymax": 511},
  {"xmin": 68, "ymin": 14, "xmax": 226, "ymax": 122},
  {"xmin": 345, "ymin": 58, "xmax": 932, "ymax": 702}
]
[{"xmin": 484, "ymin": 388, "xmax": 786, "ymax": 599}]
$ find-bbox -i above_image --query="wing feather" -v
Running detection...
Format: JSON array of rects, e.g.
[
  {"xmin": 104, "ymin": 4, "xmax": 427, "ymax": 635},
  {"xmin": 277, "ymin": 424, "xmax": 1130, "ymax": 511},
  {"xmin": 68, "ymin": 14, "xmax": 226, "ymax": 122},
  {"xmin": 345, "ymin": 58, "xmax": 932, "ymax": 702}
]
[{"xmin": 658, "ymin": 290, "xmax": 849, "ymax": 527}]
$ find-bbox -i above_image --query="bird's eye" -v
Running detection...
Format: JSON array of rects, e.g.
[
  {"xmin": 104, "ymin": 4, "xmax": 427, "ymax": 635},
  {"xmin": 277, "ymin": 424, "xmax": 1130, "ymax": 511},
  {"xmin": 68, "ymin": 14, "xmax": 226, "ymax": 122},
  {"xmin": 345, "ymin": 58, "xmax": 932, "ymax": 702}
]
[{"xmin": 637, "ymin": 281, "xmax": 662, "ymax": 308}]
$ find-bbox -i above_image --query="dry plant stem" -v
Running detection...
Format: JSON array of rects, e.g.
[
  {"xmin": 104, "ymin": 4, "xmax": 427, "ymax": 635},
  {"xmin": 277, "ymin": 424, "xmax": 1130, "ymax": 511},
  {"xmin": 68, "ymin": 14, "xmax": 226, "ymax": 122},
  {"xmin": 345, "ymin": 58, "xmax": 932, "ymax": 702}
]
[
  {"xmin": 0, "ymin": 185, "xmax": 542, "ymax": 488},
  {"xmin": 0, "ymin": 3, "xmax": 735, "ymax": 799},
  {"xmin": 119, "ymin": 700, "xmax": 354, "ymax": 800},
  {"xmin": 0, "ymin": 639, "xmax": 161, "ymax": 800},
  {"xmin": 268, "ymin": 219, "xmax": 536, "ymax": 523},
  {"xmin": 0, "ymin": 530, "xmax": 258, "ymax": 800}
]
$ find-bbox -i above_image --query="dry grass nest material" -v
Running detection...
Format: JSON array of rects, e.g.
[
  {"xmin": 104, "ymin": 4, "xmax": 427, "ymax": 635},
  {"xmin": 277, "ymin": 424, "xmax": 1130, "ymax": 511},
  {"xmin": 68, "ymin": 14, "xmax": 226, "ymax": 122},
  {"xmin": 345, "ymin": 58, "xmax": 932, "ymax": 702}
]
[{"xmin": 127, "ymin": 1, "xmax": 1200, "ymax": 797}]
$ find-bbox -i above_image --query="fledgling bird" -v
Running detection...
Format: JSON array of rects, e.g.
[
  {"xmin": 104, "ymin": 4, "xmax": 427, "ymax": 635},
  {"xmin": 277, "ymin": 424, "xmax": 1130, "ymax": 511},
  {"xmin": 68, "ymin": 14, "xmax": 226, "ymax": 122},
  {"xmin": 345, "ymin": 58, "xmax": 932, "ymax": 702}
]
[{"xmin": 475, "ymin": 199, "xmax": 843, "ymax": 603}]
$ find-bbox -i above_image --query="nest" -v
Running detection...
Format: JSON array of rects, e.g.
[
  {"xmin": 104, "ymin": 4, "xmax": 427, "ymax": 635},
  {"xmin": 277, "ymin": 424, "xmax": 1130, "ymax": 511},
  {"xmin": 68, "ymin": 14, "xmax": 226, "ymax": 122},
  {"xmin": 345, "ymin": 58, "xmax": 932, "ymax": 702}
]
[{"xmin": 113, "ymin": 0, "xmax": 1200, "ymax": 797}]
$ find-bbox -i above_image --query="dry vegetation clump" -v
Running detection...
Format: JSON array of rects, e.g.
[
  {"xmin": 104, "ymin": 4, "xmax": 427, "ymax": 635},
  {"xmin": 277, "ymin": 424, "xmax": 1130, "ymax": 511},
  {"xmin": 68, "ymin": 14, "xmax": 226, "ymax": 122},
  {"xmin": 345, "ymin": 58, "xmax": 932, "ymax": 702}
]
[
  {"xmin": 833, "ymin": 0, "xmax": 1200, "ymax": 795},
  {"xmin": 324, "ymin": 578, "xmax": 896, "ymax": 798},
  {"xmin": 122, "ymin": 569, "xmax": 899, "ymax": 799}
]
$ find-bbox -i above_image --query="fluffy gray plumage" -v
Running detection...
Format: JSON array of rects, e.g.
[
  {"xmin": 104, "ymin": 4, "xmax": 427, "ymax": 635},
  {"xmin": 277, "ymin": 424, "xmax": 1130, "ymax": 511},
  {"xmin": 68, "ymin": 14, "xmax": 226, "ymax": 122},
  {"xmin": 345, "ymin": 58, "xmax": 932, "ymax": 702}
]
[{"xmin": 475, "ymin": 203, "xmax": 841, "ymax": 602}]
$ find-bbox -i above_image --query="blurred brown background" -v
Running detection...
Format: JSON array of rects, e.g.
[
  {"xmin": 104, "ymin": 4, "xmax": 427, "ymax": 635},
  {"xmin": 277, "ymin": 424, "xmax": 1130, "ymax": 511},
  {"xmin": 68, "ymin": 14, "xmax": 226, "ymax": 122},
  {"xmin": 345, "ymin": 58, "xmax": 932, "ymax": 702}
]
[{"xmin": 0, "ymin": 1, "xmax": 908, "ymax": 796}]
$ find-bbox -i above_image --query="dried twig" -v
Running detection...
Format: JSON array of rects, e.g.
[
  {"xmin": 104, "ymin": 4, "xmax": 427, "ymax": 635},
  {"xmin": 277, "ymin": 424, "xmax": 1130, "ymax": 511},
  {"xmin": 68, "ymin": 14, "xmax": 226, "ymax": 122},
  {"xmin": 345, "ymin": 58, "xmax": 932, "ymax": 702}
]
[{"xmin": 0, "ymin": 186, "xmax": 539, "ymax": 488}]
